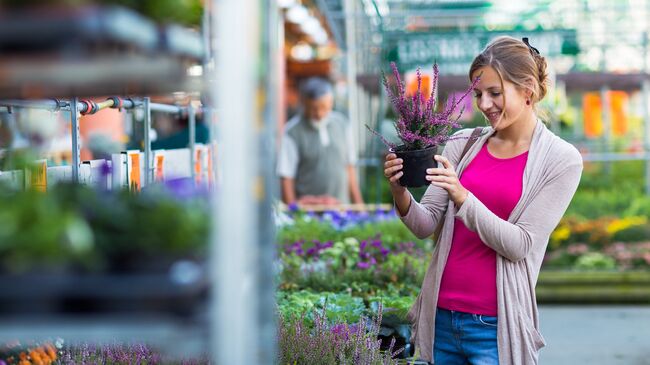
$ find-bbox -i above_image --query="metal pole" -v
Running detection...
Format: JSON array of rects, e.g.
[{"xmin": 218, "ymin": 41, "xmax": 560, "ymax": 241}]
[
  {"xmin": 259, "ymin": 0, "xmax": 280, "ymax": 361},
  {"xmin": 143, "ymin": 97, "xmax": 152, "ymax": 186},
  {"xmin": 150, "ymin": 103, "xmax": 183, "ymax": 114},
  {"xmin": 188, "ymin": 103, "xmax": 196, "ymax": 181},
  {"xmin": 0, "ymin": 99, "xmax": 61, "ymax": 110},
  {"xmin": 600, "ymin": 85, "xmax": 611, "ymax": 174},
  {"xmin": 641, "ymin": 75, "xmax": 650, "ymax": 196},
  {"xmin": 213, "ymin": 0, "xmax": 264, "ymax": 364},
  {"xmin": 70, "ymin": 97, "xmax": 80, "ymax": 183},
  {"xmin": 344, "ymin": 0, "xmax": 359, "ymax": 202}
]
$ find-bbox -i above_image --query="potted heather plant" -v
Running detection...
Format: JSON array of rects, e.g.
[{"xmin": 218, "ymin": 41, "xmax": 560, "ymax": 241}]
[{"xmin": 367, "ymin": 62, "xmax": 479, "ymax": 187}]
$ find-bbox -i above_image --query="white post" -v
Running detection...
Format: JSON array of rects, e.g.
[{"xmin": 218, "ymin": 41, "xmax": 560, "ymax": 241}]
[
  {"xmin": 345, "ymin": 0, "xmax": 359, "ymax": 146},
  {"xmin": 212, "ymin": 0, "xmax": 271, "ymax": 364}
]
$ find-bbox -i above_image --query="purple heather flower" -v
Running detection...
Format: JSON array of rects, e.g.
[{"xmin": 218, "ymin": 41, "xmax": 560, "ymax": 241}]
[
  {"xmin": 100, "ymin": 159, "xmax": 112, "ymax": 176},
  {"xmin": 163, "ymin": 177, "xmax": 209, "ymax": 200},
  {"xmin": 288, "ymin": 202, "xmax": 299, "ymax": 212},
  {"xmin": 369, "ymin": 62, "xmax": 480, "ymax": 151},
  {"xmin": 357, "ymin": 261, "xmax": 370, "ymax": 269}
]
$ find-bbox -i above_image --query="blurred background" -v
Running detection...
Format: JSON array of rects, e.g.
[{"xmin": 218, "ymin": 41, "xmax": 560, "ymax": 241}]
[{"xmin": 0, "ymin": 0, "xmax": 649, "ymax": 364}]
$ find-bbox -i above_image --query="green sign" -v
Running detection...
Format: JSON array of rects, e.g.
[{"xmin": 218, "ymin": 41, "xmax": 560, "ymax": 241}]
[{"xmin": 386, "ymin": 30, "xmax": 578, "ymax": 75}]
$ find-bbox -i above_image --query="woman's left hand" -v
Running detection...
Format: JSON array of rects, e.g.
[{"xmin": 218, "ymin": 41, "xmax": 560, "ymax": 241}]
[{"xmin": 426, "ymin": 155, "xmax": 469, "ymax": 207}]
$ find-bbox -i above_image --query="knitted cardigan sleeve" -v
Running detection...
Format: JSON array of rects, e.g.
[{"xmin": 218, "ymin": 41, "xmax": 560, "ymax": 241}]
[{"xmin": 455, "ymin": 142, "xmax": 583, "ymax": 262}]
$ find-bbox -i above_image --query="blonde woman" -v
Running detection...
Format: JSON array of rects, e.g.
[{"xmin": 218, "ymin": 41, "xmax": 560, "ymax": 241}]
[{"xmin": 383, "ymin": 36, "xmax": 583, "ymax": 364}]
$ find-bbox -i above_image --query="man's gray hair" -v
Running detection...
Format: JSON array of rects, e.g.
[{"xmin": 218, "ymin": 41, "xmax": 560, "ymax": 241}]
[{"xmin": 299, "ymin": 77, "xmax": 333, "ymax": 100}]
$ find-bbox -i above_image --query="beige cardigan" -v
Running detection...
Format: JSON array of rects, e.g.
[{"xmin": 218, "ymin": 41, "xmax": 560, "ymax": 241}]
[{"xmin": 401, "ymin": 122, "xmax": 583, "ymax": 364}]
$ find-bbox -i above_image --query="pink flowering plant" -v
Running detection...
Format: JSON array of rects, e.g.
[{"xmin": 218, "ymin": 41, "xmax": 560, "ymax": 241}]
[{"xmin": 368, "ymin": 62, "xmax": 480, "ymax": 151}]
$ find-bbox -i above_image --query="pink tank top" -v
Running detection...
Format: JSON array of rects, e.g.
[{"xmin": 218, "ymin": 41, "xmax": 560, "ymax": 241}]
[{"xmin": 437, "ymin": 142, "xmax": 528, "ymax": 316}]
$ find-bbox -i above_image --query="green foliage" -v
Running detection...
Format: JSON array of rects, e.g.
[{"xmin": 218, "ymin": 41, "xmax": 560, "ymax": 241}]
[
  {"xmin": 0, "ymin": 183, "xmax": 209, "ymax": 274},
  {"xmin": 277, "ymin": 216, "xmax": 338, "ymax": 246},
  {"xmin": 278, "ymin": 242, "xmax": 428, "ymax": 298},
  {"xmin": 3, "ymin": 0, "xmax": 204, "ymax": 27},
  {"xmin": 277, "ymin": 290, "xmax": 366, "ymax": 326},
  {"xmin": 277, "ymin": 213, "xmax": 430, "ymax": 252},
  {"xmin": 612, "ymin": 224, "xmax": 650, "ymax": 243},
  {"xmin": 566, "ymin": 189, "xmax": 649, "ymax": 220},
  {"xmin": 368, "ymin": 294, "xmax": 415, "ymax": 321},
  {"xmin": 565, "ymin": 160, "xmax": 650, "ymax": 219},
  {"xmin": 578, "ymin": 161, "xmax": 645, "ymax": 192},
  {"xmin": 320, "ymin": 238, "xmax": 361, "ymax": 271},
  {"xmin": 573, "ymin": 252, "xmax": 617, "ymax": 271}
]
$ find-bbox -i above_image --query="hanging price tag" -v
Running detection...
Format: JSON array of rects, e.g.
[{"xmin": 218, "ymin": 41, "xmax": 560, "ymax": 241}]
[
  {"xmin": 127, "ymin": 150, "xmax": 141, "ymax": 191},
  {"xmin": 30, "ymin": 159, "xmax": 48, "ymax": 192},
  {"xmin": 155, "ymin": 154, "xmax": 165, "ymax": 182}
]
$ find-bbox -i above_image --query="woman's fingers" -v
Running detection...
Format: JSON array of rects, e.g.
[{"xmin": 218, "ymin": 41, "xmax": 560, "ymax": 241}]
[
  {"xmin": 426, "ymin": 175, "xmax": 453, "ymax": 183},
  {"xmin": 384, "ymin": 157, "xmax": 403, "ymax": 178},
  {"xmin": 434, "ymin": 155, "xmax": 452, "ymax": 170},
  {"xmin": 385, "ymin": 164, "xmax": 403, "ymax": 177},
  {"xmin": 427, "ymin": 167, "xmax": 456, "ymax": 177},
  {"xmin": 389, "ymin": 171, "xmax": 403, "ymax": 183}
]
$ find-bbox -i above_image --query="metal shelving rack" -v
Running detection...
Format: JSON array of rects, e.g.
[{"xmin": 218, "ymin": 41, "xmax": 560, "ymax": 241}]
[{"xmin": 0, "ymin": 97, "xmax": 202, "ymax": 186}]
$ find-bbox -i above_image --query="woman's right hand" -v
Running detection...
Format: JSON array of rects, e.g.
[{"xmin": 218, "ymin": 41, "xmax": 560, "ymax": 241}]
[
  {"xmin": 385, "ymin": 153, "xmax": 411, "ymax": 215},
  {"xmin": 384, "ymin": 153, "xmax": 405, "ymax": 192}
]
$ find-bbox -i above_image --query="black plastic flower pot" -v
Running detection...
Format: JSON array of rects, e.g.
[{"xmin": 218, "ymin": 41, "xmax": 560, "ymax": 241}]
[{"xmin": 393, "ymin": 146, "xmax": 438, "ymax": 188}]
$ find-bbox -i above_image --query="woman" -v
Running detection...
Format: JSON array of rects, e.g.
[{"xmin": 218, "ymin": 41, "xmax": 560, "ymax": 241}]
[{"xmin": 383, "ymin": 36, "xmax": 583, "ymax": 364}]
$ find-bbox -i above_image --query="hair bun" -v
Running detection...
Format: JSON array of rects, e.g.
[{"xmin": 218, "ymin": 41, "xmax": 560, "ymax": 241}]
[{"xmin": 534, "ymin": 54, "xmax": 549, "ymax": 101}]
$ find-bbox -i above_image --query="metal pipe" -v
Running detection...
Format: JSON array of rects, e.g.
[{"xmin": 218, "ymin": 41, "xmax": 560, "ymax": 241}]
[
  {"xmin": 95, "ymin": 99, "xmax": 117, "ymax": 111},
  {"xmin": 0, "ymin": 99, "xmax": 63, "ymax": 110},
  {"xmin": 149, "ymin": 102, "xmax": 183, "ymax": 114},
  {"xmin": 581, "ymin": 152, "xmax": 650, "ymax": 162},
  {"xmin": 70, "ymin": 98, "xmax": 80, "ymax": 183},
  {"xmin": 120, "ymin": 98, "xmax": 141, "ymax": 110},
  {"xmin": 144, "ymin": 97, "xmax": 152, "ymax": 186},
  {"xmin": 188, "ymin": 103, "xmax": 196, "ymax": 181}
]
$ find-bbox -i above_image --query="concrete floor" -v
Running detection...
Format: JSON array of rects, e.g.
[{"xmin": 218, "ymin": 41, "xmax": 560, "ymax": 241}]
[{"xmin": 538, "ymin": 305, "xmax": 650, "ymax": 365}]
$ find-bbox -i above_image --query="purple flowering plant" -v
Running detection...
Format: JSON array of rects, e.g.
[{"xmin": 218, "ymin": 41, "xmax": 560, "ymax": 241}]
[{"xmin": 367, "ymin": 62, "xmax": 480, "ymax": 151}]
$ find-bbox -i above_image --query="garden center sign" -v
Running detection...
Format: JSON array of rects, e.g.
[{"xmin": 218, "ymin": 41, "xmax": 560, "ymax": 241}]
[{"xmin": 386, "ymin": 30, "xmax": 578, "ymax": 75}]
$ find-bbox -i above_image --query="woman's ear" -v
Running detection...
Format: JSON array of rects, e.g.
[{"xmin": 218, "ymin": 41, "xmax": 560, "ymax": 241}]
[{"xmin": 524, "ymin": 77, "xmax": 536, "ymax": 98}]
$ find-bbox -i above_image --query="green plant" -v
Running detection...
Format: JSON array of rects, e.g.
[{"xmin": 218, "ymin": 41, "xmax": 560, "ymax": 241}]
[
  {"xmin": 276, "ymin": 290, "xmax": 366, "ymax": 326},
  {"xmin": 320, "ymin": 238, "xmax": 361, "ymax": 271},
  {"xmin": 278, "ymin": 306, "xmax": 402, "ymax": 365},
  {"xmin": 573, "ymin": 252, "xmax": 617, "ymax": 271},
  {"xmin": 0, "ymin": 183, "xmax": 209, "ymax": 274}
]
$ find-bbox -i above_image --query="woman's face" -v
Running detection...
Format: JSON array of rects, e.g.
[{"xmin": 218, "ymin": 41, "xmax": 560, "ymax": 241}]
[{"xmin": 471, "ymin": 66, "xmax": 529, "ymax": 131}]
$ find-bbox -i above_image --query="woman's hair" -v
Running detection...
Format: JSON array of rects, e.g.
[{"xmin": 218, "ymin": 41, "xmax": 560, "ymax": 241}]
[{"xmin": 469, "ymin": 36, "xmax": 549, "ymax": 115}]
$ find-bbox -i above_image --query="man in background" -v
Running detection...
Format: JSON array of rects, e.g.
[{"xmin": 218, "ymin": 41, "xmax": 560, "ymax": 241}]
[{"xmin": 277, "ymin": 77, "xmax": 363, "ymax": 206}]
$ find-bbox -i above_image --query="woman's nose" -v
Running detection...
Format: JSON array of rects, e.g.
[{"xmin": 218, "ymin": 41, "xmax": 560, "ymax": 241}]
[{"xmin": 478, "ymin": 95, "xmax": 492, "ymax": 110}]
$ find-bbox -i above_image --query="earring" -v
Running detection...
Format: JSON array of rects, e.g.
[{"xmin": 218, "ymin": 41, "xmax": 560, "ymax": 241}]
[{"xmin": 526, "ymin": 99, "xmax": 531, "ymax": 106}]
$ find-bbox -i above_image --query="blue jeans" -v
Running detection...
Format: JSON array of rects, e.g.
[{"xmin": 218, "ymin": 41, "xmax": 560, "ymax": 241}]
[{"xmin": 434, "ymin": 307, "xmax": 499, "ymax": 365}]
